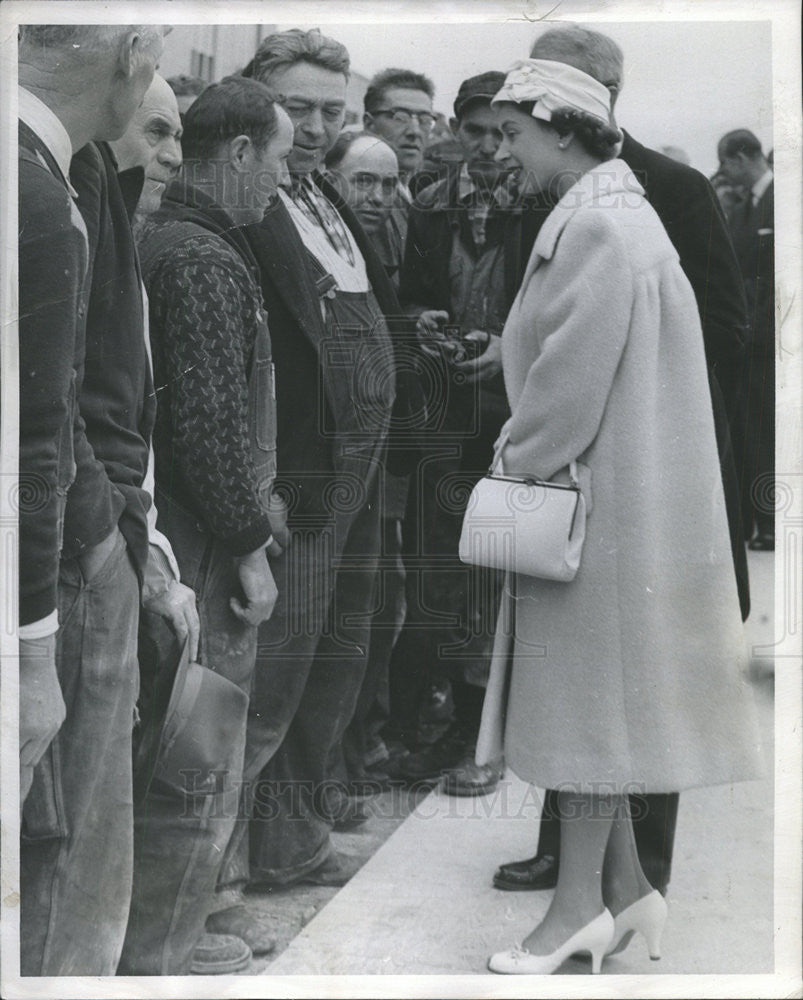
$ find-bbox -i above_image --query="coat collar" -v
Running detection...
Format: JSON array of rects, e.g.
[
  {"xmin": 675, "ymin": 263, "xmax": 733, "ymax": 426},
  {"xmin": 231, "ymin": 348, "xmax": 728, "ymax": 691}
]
[
  {"xmin": 532, "ymin": 158, "xmax": 644, "ymax": 263},
  {"xmin": 95, "ymin": 143, "xmax": 144, "ymax": 224},
  {"xmin": 18, "ymin": 86, "xmax": 73, "ymax": 183},
  {"xmin": 243, "ymin": 195, "xmax": 326, "ymax": 341},
  {"xmin": 158, "ymin": 176, "xmax": 260, "ymax": 273}
]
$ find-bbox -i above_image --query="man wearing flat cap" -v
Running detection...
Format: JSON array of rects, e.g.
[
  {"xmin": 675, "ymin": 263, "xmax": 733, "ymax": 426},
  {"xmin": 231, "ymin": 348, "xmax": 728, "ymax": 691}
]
[{"xmin": 387, "ymin": 71, "xmax": 515, "ymax": 795}]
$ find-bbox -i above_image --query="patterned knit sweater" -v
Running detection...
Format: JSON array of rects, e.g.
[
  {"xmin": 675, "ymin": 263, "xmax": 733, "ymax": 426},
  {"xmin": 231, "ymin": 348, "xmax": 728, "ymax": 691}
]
[{"xmin": 138, "ymin": 204, "xmax": 273, "ymax": 555}]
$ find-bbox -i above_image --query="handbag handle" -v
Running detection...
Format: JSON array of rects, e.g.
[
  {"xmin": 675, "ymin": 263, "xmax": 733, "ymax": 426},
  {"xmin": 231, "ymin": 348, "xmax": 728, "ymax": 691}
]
[
  {"xmin": 489, "ymin": 431, "xmax": 579, "ymax": 489},
  {"xmin": 488, "ymin": 431, "xmax": 509, "ymax": 475}
]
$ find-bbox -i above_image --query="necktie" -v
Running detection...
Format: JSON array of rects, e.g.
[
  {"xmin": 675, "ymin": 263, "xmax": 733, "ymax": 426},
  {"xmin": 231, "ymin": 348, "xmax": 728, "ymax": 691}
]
[{"xmin": 289, "ymin": 176, "xmax": 355, "ymax": 266}]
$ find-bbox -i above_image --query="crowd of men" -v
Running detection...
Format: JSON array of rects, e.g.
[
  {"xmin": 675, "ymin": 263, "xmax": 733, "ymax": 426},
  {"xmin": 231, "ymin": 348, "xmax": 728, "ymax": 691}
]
[{"xmin": 17, "ymin": 22, "xmax": 773, "ymax": 977}]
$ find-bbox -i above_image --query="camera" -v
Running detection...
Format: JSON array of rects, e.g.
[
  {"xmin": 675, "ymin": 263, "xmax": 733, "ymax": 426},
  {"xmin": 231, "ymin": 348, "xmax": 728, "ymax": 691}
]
[{"xmin": 442, "ymin": 325, "xmax": 488, "ymax": 363}]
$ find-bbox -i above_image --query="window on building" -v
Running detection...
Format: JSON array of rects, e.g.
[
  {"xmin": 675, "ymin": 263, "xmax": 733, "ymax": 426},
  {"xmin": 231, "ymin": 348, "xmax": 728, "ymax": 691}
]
[{"xmin": 190, "ymin": 49, "xmax": 216, "ymax": 82}]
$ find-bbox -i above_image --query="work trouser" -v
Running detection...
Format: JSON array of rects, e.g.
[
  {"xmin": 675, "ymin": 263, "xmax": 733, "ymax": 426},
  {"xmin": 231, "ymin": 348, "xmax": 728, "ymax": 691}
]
[
  {"xmin": 340, "ymin": 467, "xmax": 408, "ymax": 778},
  {"xmin": 21, "ymin": 531, "xmax": 139, "ymax": 976},
  {"xmin": 219, "ymin": 281, "xmax": 394, "ymax": 888},
  {"xmin": 388, "ymin": 379, "xmax": 507, "ymax": 748},
  {"xmin": 216, "ymin": 475, "xmax": 383, "ymax": 887},
  {"xmin": 118, "ymin": 497, "xmax": 257, "ymax": 975}
]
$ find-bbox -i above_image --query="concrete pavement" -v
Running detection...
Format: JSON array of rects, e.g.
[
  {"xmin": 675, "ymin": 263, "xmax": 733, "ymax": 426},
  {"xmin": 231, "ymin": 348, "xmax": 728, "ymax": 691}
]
[{"xmin": 255, "ymin": 549, "xmax": 777, "ymax": 977}]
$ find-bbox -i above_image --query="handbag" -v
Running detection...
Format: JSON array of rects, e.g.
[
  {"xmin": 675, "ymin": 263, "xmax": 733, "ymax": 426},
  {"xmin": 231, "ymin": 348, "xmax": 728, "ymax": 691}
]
[{"xmin": 458, "ymin": 433, "xmax": 586, "ymax": 582}]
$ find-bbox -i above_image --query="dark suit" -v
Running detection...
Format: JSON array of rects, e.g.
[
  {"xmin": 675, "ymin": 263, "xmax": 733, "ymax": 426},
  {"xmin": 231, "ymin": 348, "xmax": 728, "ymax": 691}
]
[
  {"xmin": 727, "ymin": 178, "xmax": 775, "ymax": 539},
  {"xmin": 513, "ymin": 134, "xmax": 751, "ymax": 893}
]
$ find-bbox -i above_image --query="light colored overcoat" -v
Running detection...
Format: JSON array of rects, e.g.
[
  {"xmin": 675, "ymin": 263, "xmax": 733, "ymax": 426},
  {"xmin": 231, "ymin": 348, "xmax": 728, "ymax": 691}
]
[{"xmin": 476, "ymin": 159, "xmax": 763, "ymax": 793}]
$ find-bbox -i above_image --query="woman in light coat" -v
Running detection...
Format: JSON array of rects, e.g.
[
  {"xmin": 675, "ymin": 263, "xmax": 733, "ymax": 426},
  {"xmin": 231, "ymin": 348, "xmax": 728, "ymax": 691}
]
[{"xmin": 480, "ymin": 59, "xmax": 762, "ymax": 974}]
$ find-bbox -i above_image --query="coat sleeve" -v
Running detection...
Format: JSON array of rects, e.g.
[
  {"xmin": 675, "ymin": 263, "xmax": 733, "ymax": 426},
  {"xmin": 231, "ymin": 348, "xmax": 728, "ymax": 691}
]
[
  {"xmin": 18, "ymin": 165, "xmax": 85, "ymax": 624},
  {"xmin": 147, "ymin": 241, "xmax": 273, "ymax": 555},
  {"xmin": 502, "ymin": 211, "xmax": 634, "ymax": 482},
  {"xmin": 399, "ymin": 194, "xmax": 451, "ymax": 314},
  {"xmin": 62, "ymin": 142, "xmax": 127, "ymax": 558},
  {"xmin": 665, "ymin": 170, "xmax": 747, "ymax": 426}
]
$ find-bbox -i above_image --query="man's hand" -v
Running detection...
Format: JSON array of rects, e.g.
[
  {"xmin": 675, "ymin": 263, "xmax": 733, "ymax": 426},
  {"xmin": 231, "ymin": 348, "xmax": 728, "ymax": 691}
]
[
  {"xmin": 266, "ymin": 491, "xmax": 290, "ymax": 556},
  {"xmin": 142, "ymin": 580, "xmax": 201, "ymax": 662},
  {"xmin": 453, "ymin": 332, "xmax": 503, "ymax": 383},
  {"xmin": 415, "ymin": 309, "xmax": 450, "ymax": 353},
  {"xmin": 230, "ymin": 547, "xmax": 278, "ymax": 627},
  {"xmin": 20, "ymin": 632, "xmax": 66, "ymax": 802}
]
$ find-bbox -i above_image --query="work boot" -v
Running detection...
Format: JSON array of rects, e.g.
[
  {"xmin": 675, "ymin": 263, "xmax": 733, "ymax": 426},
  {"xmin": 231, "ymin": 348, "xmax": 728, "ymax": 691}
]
[
  {"xmin": 190, "ymin": 932, "xmax": 251, "ymax": 974},
  {"xmin": 396, "ymin": 725, "xmax": 471, "ymax": 782},
  {"xmin": 443, "ymin": 758, "xmax": 502, "ymax": 797},
  {"xmin": 205, "ymin": 905, "xmax": 276, "ymax": 956}
]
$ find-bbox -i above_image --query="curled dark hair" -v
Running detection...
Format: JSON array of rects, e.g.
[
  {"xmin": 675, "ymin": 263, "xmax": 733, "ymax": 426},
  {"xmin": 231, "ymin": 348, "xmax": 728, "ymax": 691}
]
[
  {"xmin": 514, "ymin": 101, "xmax": 621, "ymax": 159},
  {"xmin": 550, "ymin": 108, "xmax": 621, "ymax": 159},
  {"xmin": 242, "ymin": 28, "xmax": 350, "ymax": 84}
]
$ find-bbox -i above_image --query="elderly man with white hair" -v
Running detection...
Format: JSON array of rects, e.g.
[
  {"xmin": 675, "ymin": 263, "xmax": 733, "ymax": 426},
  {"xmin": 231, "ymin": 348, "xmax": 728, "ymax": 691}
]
[
  {"xmin": 110, "ymin": 72, "xmax": 184, "ymax": 228},
  {"xmin": 18, "ymin": 23, "xmax": 167, "ymax": 976}
]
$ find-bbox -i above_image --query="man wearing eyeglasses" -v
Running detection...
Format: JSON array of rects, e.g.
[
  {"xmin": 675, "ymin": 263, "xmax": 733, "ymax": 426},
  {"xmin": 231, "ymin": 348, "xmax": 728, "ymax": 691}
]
[
  {"xmin": 363, "ymin": 68, "xmax": 436, "ymax": 189},
  {"xmin": 363, "ymin": 68, "xmax": 436, "ymax": 283}
]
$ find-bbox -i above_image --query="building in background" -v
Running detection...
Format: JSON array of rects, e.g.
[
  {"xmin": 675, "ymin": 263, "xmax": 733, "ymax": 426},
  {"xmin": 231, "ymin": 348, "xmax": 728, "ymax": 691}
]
[{"xmin": 158, "ymin": 25, "xmax": 368, "ymax": 123}]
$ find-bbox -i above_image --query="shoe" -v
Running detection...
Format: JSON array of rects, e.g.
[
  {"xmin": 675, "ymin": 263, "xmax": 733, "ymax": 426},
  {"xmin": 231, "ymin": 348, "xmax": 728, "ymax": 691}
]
[
  {"xmin": 363, "ymin": 735, "xmax": 390, "ymax": 769},
  {"xmin": 396, "ymin": 727, "xmax": 471, "ymax": 782},
  {"xmin": 294, "ymin": 852, "xmax": 363, "ymax": 887},
  {"xmin": 190, "ymin": 932, "xmax": 252, "ymax": 974},
  {"xmin": 606, "ymin": 890, "xmax": 668, "ymax": 959},
  {"xmin": 493, "ymin": 853, "xmax": 559, "ymax": 891},
  {"xmin": 320, "ymin": 783, "xmax": 372, "ymax": 830},
  {"xmin": 442, "ymin": 759, "xmax": 502, "ymax": 797},
  {"xmin": 488, "ymin": 909, "xmax": 614, "ymax": 975},
  {"xmin": 332, "ymin": 796, "xmax": 371, "ymax": 831},
  {"xmin": 347, "ymin": 769, "xmax": 391, "ymax": 797},
  {"xmin": 247, "ymin": 851, "xmax": 364, "ymax": 891},
  {"xmin": 382, "ymin": 747, "xmax": 413, "ymax": 780},
  {"xmin": 748, "ymin": 533, "xmax": 774, "ymax": 551},
  {"xmin": 205, "ymin": 905, "xmax": 276, "ymax": 956}
]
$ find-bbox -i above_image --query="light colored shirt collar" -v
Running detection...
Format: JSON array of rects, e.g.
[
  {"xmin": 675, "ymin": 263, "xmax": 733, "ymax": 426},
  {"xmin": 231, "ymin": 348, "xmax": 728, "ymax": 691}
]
[
  {"xmin": 18, "ymin": 86, "xmax": 74, "ymax": 184},
  {"xmin": 751, "ymin": 168, "xmax": 773, "ymax": 205}
]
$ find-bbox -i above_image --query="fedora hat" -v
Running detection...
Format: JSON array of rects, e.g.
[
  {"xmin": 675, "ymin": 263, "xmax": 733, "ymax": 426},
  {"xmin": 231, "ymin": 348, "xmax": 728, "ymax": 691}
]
[{"xmin": 134, "ymin": 611, "xmax": 248, "ymax": 800}]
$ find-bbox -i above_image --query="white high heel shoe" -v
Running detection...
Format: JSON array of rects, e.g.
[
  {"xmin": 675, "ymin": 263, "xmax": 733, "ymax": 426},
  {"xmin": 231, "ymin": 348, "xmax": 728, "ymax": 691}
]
[
  {"xmin": 606, "ymin": 890, "xmax": 668, "ymax": 959},
  {"xmin": 488, "ymin": 909, "xmax": 615, "ymax": 975}
]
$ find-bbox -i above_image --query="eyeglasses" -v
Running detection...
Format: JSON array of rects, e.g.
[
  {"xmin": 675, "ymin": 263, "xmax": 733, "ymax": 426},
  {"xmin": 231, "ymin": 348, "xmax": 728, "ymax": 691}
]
[
  {"xmin": 350, "ymin": 172, "xmax": 399, "ymax": 196},
  {"xmin": 371, "ymin": 107, "xmax": 436, "ymax": 132}
]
